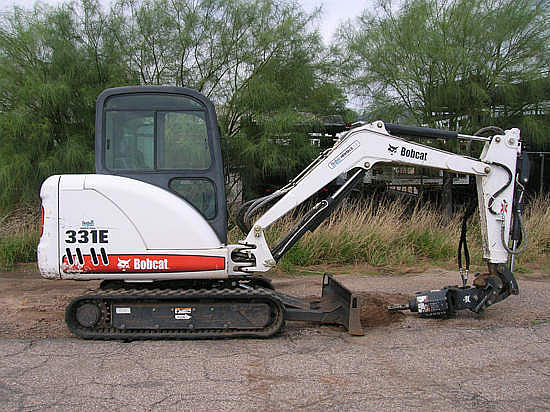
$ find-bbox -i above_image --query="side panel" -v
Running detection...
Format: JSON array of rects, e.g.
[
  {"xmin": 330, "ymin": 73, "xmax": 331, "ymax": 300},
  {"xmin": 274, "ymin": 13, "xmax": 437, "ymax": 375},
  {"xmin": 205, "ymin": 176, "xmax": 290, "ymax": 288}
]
[
  {"xmin": 39, "ymin": 174, "xmax": 228, "ymax": 280},
  {"xmin": 81, "ymin": 174, "xmax": 221, "ymax": 250}
]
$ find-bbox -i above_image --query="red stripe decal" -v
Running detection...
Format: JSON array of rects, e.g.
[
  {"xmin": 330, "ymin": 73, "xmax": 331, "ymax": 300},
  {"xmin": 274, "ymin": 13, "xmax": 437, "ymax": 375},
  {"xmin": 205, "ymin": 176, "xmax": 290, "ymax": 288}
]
[{"xmin": 62, "ymin": 254, "xmax": 225, "ymax": 274}]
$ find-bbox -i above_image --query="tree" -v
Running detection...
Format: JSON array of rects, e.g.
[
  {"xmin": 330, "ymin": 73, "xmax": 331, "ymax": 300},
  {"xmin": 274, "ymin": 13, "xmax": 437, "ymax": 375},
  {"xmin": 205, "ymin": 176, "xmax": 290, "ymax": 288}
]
[
  {"xmin": 90, "ymin": 0, "xmax": 348, "ymax": 202},
  {"xmin": 335, "ymin": 0, "xmax": 550, "ymax": 149},
  {"xmin": 0, "ymin": 0, "xmax": 349, "ymax": 213},
  {"xmin": 0, "ymin": 0, "xmax": 137, "ymax": 212},
  {"xmin": 109, "ymin": 0, "xmax": 343, "ymax": 132}
]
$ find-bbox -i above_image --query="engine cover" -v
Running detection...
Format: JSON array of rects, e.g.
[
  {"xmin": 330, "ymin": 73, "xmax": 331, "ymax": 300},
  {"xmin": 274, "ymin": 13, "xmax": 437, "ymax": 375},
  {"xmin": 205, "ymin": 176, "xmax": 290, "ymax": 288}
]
[{"xmin": 38, "ymin": 174, "xmax": 227, "ymax": 280}]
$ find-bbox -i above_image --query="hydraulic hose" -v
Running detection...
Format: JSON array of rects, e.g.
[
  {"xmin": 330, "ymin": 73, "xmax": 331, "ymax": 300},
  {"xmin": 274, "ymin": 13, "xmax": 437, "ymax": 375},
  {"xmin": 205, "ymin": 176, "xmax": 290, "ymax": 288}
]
[
  {"xmin": 236, "ymin": 188, "xmax": 290, "ymax": 234},
  {"xmin": 236, "ymin": 199, "xmax": 256, "ymax": 234},
  {"xmin": 244, "ymin": 190, "xmax": 286, "ymax": 224},
  {"xmin": 457, "ymin": 199, "xmax": 477, "ymax": 285},
  {"xmin": 487, "ymin": 162, "xmax": 513, "ymax": 215},
  {"xmin": 472, "ymin": 126, "xmax": 512, "ymax": 216},
  {"xmin": 477, "ymin": 129, "xmax": 527, "ymax": 255},
  {"xmin": 472, "ymin": 125, "xmax": 528, "ymax": 257},
  {"xmin": 474, "ymin": 126, "xmax": 504, "ymax": 137},
  {"xmin": 501, "ymin": 206, "xmax": 528, "ymax": 255}
]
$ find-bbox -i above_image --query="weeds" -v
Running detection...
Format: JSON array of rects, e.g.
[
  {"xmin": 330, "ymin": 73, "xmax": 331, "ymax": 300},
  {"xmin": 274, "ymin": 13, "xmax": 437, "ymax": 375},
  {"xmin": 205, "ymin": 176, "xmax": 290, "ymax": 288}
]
[
  {"xmin": 0, "ymin": 205, "xmax": 39, "ymax": 270},
  {"xmin": 230, "ymin": 194, "xmax": 550, "ymax": 270},
  {"xmin": 521, "ymin": 194, "xmax": 550, "ymax": 263},
  {"xmin": 0, "ymin": 230, "xmax": 40, "ymax": 270},
  {"xmin": 1, "ymin": 195, "xmax": 548, "ymax": 271}
]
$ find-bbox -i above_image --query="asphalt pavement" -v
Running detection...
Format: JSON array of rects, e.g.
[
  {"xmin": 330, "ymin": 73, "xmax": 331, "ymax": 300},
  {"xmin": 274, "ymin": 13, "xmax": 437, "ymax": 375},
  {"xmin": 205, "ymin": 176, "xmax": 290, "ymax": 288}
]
[{"xmin": 2, "ymin": 321, "xmax": 550, "ymax": 411}]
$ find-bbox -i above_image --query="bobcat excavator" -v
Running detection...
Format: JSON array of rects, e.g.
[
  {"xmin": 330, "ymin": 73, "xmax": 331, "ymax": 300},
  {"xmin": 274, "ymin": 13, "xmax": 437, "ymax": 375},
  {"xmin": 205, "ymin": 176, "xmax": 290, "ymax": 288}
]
[{"xmin": 37, "ymin": 86, "xmax": 528, "ymax": 339}]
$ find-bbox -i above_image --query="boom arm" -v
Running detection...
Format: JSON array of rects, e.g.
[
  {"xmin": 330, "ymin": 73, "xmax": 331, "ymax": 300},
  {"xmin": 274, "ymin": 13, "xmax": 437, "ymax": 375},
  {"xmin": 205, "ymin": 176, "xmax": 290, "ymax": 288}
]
[{"xmin": 238, "ymin": 121, "xmax": 521, "ymax": 274}]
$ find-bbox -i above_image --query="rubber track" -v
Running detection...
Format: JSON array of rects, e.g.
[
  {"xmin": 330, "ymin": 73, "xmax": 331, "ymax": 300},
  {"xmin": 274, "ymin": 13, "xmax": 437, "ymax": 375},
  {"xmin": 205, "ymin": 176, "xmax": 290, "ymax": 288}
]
[{"xmin": 65, "ymin": 287, "xmax": 285, "ymax": 340}]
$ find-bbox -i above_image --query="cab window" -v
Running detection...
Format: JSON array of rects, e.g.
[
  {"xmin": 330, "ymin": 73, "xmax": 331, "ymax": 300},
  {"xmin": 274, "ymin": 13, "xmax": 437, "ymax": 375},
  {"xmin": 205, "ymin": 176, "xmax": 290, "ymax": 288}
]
[
  {"xmin": 105, "ymin": 111, "xmax": 154, "ymax": 170},
  {"xmin": 104, "ymin": 94, "xmax": 211, "ymax": 171},
  {"xmin": 169, "ymin": 178, "xmax": 216, "ymax": 219},
  {"xmin": 157, "ymin": 111, "xmax": 211, "ymax": 170}
]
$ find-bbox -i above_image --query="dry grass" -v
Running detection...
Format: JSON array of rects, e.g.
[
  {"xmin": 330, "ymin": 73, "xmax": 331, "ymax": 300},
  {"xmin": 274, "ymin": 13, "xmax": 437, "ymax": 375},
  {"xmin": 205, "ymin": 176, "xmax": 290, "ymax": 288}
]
[
  {"xmin": 1, "ymin": 196, "xmax": 548, "ymax": 271},
  {"xmin": 0, "ymin": 205, "xmax": 40, "ymax": 270},
  {"xmin": 230, "ymin": 194, "xmax": 550, "ymax": 270},
  {"xmin": 522, "ymin": 194, "xmax": 550, "ymax": 264}
]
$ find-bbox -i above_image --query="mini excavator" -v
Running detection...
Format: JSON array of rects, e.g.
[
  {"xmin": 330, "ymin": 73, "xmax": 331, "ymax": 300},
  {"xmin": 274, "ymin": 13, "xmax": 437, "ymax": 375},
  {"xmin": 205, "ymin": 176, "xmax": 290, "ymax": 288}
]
[{"xmin": 37, "ymin": 86, "xmax": 528, "ymax": 339}]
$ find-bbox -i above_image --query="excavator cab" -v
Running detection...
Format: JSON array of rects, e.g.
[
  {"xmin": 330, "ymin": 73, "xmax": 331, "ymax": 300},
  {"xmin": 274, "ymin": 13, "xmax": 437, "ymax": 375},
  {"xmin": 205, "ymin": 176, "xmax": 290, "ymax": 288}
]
[{"xmin": 95, "ymin": 86, "xmax": 228, "ymax": 243}]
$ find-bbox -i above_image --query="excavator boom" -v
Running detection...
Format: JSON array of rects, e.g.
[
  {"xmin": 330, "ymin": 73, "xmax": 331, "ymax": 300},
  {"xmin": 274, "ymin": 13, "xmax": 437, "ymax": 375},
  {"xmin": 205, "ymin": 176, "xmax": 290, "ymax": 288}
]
[{"xmin": 237, "ymin": 122, "xmax": 521, "ymax": 273}]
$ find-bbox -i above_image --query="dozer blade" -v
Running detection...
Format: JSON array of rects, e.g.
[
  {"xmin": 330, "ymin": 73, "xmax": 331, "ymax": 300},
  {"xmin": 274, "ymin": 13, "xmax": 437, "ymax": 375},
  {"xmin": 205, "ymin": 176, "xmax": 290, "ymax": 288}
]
[
  {"xmin": 277, "ymin": 273, "xmax": 364, "ymax": 335},
  {"xmin": 321, "ymin": 274, "xmax": 364, "ymax": 335}
]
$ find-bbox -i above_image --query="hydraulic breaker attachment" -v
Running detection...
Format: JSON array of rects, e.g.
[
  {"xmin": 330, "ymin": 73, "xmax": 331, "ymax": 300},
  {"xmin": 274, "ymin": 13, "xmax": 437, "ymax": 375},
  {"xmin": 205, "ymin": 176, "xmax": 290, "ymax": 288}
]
[
  {"xmin": 276, "ymin": 274, "xmax": 364, "ymax": 335},
  {"xmin": 388, "ymin": 285, "xmax": 494, "ymax": 317},
  {"xmin": 388, "ymin": 265, "xmax": 519, "ymax": 317}
]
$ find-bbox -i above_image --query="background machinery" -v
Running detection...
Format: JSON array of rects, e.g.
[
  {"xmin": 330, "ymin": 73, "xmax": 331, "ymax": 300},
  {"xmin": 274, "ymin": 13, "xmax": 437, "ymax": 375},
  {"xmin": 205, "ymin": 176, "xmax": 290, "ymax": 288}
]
[{"xmin": 37, "ymin": 86, "xmax": 528, "ymax": 339}]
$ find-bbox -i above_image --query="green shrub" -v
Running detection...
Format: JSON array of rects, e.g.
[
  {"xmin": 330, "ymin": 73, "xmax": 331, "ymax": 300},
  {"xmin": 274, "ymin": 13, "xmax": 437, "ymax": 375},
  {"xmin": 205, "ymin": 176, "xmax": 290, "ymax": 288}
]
[{"xmin": 0, "ymin": 230, "xmax": 39, "ymax": 270}]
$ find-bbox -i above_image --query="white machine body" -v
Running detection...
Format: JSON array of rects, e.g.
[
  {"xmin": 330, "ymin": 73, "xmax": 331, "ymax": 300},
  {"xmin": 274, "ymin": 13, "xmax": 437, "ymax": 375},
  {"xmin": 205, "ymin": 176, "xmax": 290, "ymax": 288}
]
[{"xmin": 38, "ymin": 174, "xmax": 227, "ymax": 280}]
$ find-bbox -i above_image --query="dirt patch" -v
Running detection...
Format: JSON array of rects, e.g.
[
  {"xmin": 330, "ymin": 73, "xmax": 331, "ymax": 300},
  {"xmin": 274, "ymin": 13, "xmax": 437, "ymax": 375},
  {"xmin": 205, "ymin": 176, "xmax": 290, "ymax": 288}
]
[
  {"xmin": 355, "ymin": 291, "xmax": 411, "ymax": 327},
  {"xmin": 1, "ymin": 264, "xmax": 549, "ymax": 339},
  {"xmin": 0, "ymin": 264, "xmax": 99, "ymax": 339},
  {"xmin": 303, "ymin": 291, "xmax": 410, "ymax": 329}
]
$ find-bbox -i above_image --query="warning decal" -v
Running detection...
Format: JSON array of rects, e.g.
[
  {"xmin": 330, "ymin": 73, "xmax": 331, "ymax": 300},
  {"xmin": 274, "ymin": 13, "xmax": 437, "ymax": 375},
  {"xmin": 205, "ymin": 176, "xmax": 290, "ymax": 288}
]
[{"xmin": 174, "ymin": 307, "xmax": 192, "ymax": 320}]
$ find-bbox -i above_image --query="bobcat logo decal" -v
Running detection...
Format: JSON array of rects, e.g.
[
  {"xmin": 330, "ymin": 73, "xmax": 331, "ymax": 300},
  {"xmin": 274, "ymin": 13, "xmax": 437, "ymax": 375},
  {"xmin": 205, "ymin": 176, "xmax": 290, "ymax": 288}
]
[
  {"xmin": 388, "ymin": 144, "xmax": 398, "ymax": 155},
  {"xmin": 117, "ymin": 258, "xmax": 130, "ymax": 271}
]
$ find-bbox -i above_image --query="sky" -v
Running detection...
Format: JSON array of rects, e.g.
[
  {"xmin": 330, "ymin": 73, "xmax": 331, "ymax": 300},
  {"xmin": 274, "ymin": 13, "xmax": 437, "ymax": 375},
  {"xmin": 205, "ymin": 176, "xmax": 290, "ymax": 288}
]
[
  {"xmin": 0, "ymin": 0, "xmax": 375, "ymax": 45},
  {"xmin": 297, "ymin": 0, "xmax": 374, "ymax": 44}
]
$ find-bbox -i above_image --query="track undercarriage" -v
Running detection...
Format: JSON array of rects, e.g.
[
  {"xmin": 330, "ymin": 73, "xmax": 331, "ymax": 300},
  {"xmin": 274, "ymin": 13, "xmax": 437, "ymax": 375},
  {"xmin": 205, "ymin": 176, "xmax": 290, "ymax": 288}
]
[{"xmin": 65, "ymin": 274, "xmax": 364, "ymax": 340}]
